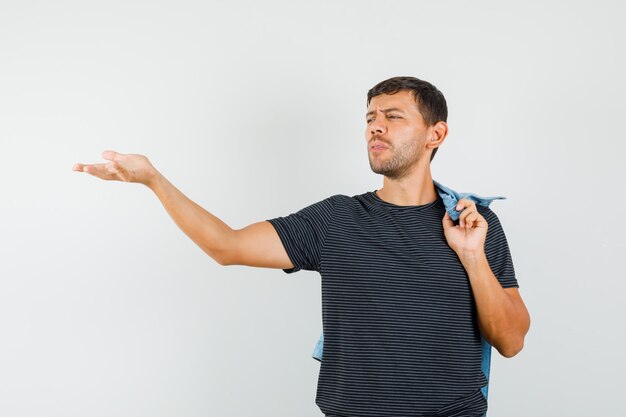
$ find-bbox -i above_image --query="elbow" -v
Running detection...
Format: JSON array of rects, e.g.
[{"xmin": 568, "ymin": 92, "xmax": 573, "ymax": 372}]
[
  {"xmin": 494, "ymin": 310, "xmax": 531, "ymax": 358},
  {"xmin": 495, "ymin": 327, "xmax": 529, "ymax": 358},
  {"xmin": 212, "ymin": 228, "xmax": 238, "ymax": 266},
  {"xmin": 216, "ymin": 257, "xmax": 229, "ymax": 266},
  {"xmin": 201, "ymin": 246, "xmax": 232, "ymax": 266},
  {"xmin": 498, "ymin": 340, "xmax": 524, "ymax": 358},
  {"xmin": 215, "ymin": 251, "xmax": 233, "ymax": 266},
  {"xmin": 487, "ymin": 324, "xmax": 528, "ymax": 358}
]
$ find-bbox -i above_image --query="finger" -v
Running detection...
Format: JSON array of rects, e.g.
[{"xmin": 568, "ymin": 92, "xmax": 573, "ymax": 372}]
[
  {"xmin": 102, "ymin": 150, "xmax": 125, "ymax": 161},
  {"xmin": 465, "ymin": 212, "xmax": 488, "ymax": 230},
  {"xmin": 456, "ymin": 199, "xmax": 475, "ymax": 227},
  {"xmin": 456, "ymin": 201, "xmax": 476, "ymax": 219},
  {"xmin": 83, "ymin": 162, "xmax": 117, "ymax": 179},
  {"xmin": 458, "ymin": 207, "xmax": 477, "ymax": 228},
  {"xmin": 110, "ymin": 159, "xmax": 128, "ymax": 181},
  {"xmin": 474, "ymin": 214, "xmax": 488, "ymax": 229},
  {"xmin": 463, "ymin": 213, "xmax": 479, "ymax": 229},
  {"xmin": 442, "ymin": 211, "xmax": 455, "ymax": 229},
  {"xmin": 72, "ymin": 163, "xmax": 95, "ymax": 173},
  {"xmin": 455, "ymin": 198, "xmax": 477, "ymax": 212}
]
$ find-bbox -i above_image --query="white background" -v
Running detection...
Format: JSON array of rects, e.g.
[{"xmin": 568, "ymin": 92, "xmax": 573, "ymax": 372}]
[{"xmin": 1, "ymin": 0, "xmax": 625, "ymax": 416}]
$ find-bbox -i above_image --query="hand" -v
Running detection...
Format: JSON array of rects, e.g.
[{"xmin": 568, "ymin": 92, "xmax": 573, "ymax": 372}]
[
  {"xmin": 72, "ymin": 150, "xmax": 158, "ymax": 187},
  {"xmin": 442, "ymin": 199, "xmax": 488, "ymax": 258}
]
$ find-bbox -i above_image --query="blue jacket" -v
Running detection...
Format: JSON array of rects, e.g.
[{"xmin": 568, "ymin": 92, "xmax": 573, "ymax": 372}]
[{"xmin": 311, "ymin": 180, "xmax": 506, "ymax": 401}]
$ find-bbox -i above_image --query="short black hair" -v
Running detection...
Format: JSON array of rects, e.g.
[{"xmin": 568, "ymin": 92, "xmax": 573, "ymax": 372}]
[{"xmin": 367, "ymin": 76, "xmax": 448, "ymax": 162}]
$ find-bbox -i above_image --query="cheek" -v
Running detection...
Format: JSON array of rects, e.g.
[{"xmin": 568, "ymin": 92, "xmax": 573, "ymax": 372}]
[{"xmin": 394, "ymin": 127, "xmax": 418, "ymax": 144}]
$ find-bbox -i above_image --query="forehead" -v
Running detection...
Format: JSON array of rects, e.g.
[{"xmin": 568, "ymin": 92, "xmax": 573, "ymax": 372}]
[{"xmin": 367, "ymin": 90, "xmax": 419, "ymax": 112}]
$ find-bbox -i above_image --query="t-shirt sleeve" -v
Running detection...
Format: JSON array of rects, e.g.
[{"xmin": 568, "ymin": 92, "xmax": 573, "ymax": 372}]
[
  {"xmin": 265, "ymin": 195, "xmax": 337, "ymax": 274},
  {"xmin": 479, "ymin": 206, "xmax": 519, "ymax": 288}
]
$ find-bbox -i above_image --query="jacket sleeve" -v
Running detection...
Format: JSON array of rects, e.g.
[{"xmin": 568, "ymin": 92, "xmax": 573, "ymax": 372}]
[
  {"xmin": 266, "ymin": 195, "xmax": 337, "ymax": 274},
  {"xmin": 478, "ymin": 206, "xmax": 519, "ymax": 288}
]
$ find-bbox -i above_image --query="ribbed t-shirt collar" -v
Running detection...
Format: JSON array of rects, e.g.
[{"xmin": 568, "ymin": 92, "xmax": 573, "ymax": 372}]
[{"xmin": 366, "ymin": 190, "xmax": 443, "ymax": 210}]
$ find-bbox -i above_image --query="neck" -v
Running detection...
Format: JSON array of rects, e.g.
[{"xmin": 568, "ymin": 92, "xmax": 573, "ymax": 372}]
[{"xmin": 375, "ymin": 161, "xmax": 437, "ymax": 206}]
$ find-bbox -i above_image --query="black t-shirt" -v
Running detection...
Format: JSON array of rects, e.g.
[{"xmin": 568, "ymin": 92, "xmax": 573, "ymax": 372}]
[{"xmin": 266, "ymin": 190, "xmax": 518, "ymax": 417}]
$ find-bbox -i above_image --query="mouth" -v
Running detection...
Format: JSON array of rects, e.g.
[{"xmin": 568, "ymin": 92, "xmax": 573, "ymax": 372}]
[
  {"xmin": 370, "ymin": 147, "xmax": 388, "ymax": 152},
  {"xmin": 370, "ymin": 141, "xmax": 390, "ymax": 151},
  {"xmin": 370, "ymin": 144, "xmax": 389, "ymax": 151}
]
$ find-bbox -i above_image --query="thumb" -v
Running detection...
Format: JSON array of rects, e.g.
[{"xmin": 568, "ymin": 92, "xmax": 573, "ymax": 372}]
[
  {"xmin": 102, "ymin": 150, "xmax": 125, "ymax": 161},
  {"xmin": 442, "ymin": 211, "xmax": 455, "ymax": 229},
  {"xmin": 109, "ymin": 159, "xmax": 129, "ymax": 181}
]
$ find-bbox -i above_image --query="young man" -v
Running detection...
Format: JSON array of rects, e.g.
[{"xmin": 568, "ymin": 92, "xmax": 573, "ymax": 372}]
[{"xmin": 73, "ymin": 76, "xmax": 530, "ymax": 417}]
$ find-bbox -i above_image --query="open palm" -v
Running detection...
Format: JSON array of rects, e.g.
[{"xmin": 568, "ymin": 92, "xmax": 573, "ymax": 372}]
[{"xmin": 72, "ymin": 150, "xmax": 157, "ymax": 186}]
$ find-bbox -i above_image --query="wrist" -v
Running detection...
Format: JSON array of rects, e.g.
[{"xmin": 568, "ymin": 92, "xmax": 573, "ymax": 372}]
[
  {"xmin": 457, "ymin": 250, "xmax": 488, "ymax": 267},
  {"xmin": 146, "ymin": 169, "xmax": 164, "ymax": 191}
]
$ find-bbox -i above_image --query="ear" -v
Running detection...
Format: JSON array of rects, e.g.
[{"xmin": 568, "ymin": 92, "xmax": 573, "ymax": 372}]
[{"xmin": 426, "ymin": 121, "xmax": 448, "ymax": 150}]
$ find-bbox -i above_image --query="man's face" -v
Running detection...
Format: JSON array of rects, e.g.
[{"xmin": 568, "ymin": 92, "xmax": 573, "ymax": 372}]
[{"xmin": 365, "ymin": 90, "xmax": 431, "ymax": 179}]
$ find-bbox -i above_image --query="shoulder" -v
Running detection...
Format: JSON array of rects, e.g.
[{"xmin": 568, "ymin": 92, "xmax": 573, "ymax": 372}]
[
  {"xmin": 309, "ymin": 191, "xmax": 384, "ymax": 213},
  {"xmin": 476, "ymin": 205, "xmax": 511, "ymax": 240},
  {"xmin": 477, "ymin": 204, "xmax": 502, "ymax": 224},
  {"xmin": 322, "ymin": 193, "xmax": 365, "ymax": 208}
]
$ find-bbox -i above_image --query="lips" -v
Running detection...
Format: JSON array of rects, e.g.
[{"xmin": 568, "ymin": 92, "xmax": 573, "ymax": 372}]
[{"xmin": 370, "ymin": 142, "xmax": 389, "ymax": 150}]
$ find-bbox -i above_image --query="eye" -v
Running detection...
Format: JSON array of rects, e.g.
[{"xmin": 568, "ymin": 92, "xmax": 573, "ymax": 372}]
[
  {"xmin": 388, "ymin": 115, "xmax": 401, "ymax": 119},
  {"xmin": 366, "ymin": 118, "xmax": 374, "ymax": 124}
]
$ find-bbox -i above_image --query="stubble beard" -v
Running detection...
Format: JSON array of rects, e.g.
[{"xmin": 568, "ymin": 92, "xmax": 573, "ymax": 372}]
[{"xmin": 368, "ymin": 138, "xmax": 424, "ymax": 180}]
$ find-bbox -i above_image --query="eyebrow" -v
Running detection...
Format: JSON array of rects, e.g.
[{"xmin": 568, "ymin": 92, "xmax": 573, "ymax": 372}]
[{"xmin": 365, "ymin": 107, "xmax": 405, "ymax": 117}]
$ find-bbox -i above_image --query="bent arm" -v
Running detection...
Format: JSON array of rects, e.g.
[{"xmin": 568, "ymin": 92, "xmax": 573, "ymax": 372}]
[
  {"xmin": 149, "ymin": 172, "xmax": 293, "ymax": 269},
  {"xmin": 460, "ymin": 253, "xmax": 531, "ymax": 358}
]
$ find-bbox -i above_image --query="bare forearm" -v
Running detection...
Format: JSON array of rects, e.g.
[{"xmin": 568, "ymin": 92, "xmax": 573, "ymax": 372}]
[
  {"xmin": 460, "ymin": 252, "xmax": 530, "ymax": 357},
  {"xmin": 148, "ymin": 171, "xmax": 235, "ymax": 264}
]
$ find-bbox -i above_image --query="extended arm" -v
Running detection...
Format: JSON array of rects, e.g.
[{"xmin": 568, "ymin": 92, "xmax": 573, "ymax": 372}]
[
  {"xmin": 73, "ymin": 150, "xmax": 294, "ymax": 269},
  {"xmin": 149, "ymin": 174, "xmax": 294, "ymax": 268}
]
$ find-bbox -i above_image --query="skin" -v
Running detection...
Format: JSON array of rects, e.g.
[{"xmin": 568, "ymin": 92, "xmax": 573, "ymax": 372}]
[{"xmin": 366, "ymin": 90, "xmax": 530, "ymax": 357}]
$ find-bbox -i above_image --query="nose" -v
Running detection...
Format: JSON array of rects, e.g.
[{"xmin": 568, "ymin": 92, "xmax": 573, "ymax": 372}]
[{"xmin": 369, "ymin": 114, "xmax": 387, "ymax": 136}]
